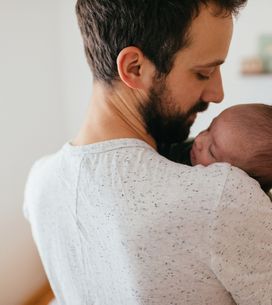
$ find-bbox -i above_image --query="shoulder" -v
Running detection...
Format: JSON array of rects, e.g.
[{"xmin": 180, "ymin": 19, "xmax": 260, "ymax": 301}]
[
  {"xmin": 23, "ymin": 152, "xmax": 63, "ymax": 219},
  {"xmin": 209, "ymin": 166, "xmax": 272, "ymax": 304},
  {"xmin": 219, "ymin": 165, "xmax": 271, "ymax": 210},
  {"xmin": 210, "ymin": 164, "xmax": 272, "ymax": 231},
  {"xmin": 25, "ymin": 153, "xmax": 60, "ymax": 187},
  {"xmin": 155, "ymin": 156, "xmax": 232, "ymax": 187},
  {"xmin": 133, "ymin": 150, "xmax": 233, "ymax": 198}
]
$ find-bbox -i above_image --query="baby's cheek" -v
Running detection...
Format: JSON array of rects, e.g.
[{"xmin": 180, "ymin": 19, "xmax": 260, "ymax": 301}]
[
  {"xmin": 192, "ymin": 149, "xmax": 205, "ymax": 166},
  {"xmin": 205, "ymin": 156, "xmax": 216, "ymax": 166},
  {"xmin": 196, "ymin": 151, "xmax": 215, "ymax": 166}
]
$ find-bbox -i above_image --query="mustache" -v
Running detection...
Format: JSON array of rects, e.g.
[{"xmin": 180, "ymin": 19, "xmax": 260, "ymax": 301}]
[{"xmin": 187, "ymin": 101, "xmax": 209, "ymax": 116}]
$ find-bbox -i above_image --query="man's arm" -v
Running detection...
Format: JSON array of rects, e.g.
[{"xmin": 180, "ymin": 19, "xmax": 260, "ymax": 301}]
[{"xmin": 210, "ymin": 166, "xmax": 272, "ymax": 305}]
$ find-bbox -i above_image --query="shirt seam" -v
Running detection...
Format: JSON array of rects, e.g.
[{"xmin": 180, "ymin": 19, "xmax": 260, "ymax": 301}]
[
  {"xmin": 74, "ymin": 155, "xmax": 90, "ymax": 305},
  {"xmin": 65, "ymin": 144, "xmax": 156, "ymax": 155},
  {"xmin": 208, "ymin": 165, "xmax": 232, "ymax": 277}
]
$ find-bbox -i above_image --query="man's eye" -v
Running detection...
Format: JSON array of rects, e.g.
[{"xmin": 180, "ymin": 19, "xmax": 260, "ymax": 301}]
[{"xmin": 196, "ymin": 73, "xmax": 210, "ymax": 81}]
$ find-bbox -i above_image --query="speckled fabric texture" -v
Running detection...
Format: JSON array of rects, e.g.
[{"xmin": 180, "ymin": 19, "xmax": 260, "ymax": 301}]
[{"xmin": 23, "ymin": 138, "xmax": 272, "ymax": 305}]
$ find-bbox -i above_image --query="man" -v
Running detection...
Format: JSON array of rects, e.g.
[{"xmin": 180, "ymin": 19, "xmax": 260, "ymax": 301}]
[{"xmin": 23, "ymin": 1, "xmax": 272, "ymax": 305}]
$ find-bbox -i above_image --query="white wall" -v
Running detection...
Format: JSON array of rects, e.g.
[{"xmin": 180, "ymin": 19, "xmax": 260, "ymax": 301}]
[
  {"xmin": 1, "ymin": 1, "xmax": 272, "ymax": 305},
  {"xmin": 58, "ymin": 0, "xmax": 92, "ymax": 139},
  {"xmin": 0, "ymin": 1, "xmax": 66, "ymax": 304}
]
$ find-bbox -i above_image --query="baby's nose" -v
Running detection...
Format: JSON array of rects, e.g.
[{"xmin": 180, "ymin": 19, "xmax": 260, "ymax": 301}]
[{"xmin": 194, "ymin": 135, "xmax": 203, "ymax": 151}]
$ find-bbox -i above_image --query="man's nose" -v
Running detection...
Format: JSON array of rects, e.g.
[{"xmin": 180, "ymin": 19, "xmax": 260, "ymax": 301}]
[{"xmin": 200, "ymin": 69, "xmax": 224, "ymax": 104}]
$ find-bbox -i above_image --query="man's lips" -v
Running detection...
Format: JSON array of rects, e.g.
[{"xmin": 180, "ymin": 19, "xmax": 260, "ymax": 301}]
[
  {"xmin": 187, "ymin": 112, "xmax": 197, "ymax": 124},
  {"xmin": 190, "ymin": 113, "xmax": 197, "ymax": 120},
  {"xmin": 189, "ymin": 101, "xmax": 209, "ymax": 116}
]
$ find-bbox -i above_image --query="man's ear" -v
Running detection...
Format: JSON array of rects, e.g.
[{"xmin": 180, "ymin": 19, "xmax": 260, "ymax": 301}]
[{"xmin": 116, "ymin": 46, "xmax": 155, "ymax": 90}]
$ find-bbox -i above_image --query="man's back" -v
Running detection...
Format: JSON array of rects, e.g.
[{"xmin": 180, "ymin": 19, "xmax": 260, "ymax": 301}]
[{"xmin": 23, "ymin": 138, "xmax": 272, "ymax": 305}]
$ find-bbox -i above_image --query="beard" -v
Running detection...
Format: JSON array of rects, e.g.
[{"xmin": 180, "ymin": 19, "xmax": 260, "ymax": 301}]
[{"xmin": 138, "ymin": 76, "xmax": 208, "ymax": 153}]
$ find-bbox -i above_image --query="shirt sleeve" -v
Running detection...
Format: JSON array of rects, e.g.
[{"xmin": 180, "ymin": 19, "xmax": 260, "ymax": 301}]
[
  {"xmin": 22, "ymin": 159, "xmax": 41, "ymax": 222},
  {"xmin": 210, "ymin": 166, "xmax": 272, "ymax": 305}
]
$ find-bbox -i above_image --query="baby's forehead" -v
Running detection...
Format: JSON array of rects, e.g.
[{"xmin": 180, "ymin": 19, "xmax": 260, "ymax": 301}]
[
  {"xmin": 210, "ymin": 110, "xmax": 249, "ymax": 154},
  {"xmin": 217, "ymin": 104, "xmax": 256, "ymax": 121},
  {"xmin": 216, "ymin": 106, "xmax": 240, "ymax": 121},
  {"xmin": 208, "ymin": 110, "xmax": 232, "ymax": 132},
  {"xmin": 211, "ymin": 106, "xmax": 247, "ymax": 130},
  {"xmin": 209, "ymin": 103, "xmax": 271, "ymax": 170}
]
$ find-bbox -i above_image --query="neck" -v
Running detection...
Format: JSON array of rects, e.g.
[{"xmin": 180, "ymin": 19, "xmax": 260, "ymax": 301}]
[{"xmin": 72, "ymin": 81, "xmax": 157, "ymax": 150}]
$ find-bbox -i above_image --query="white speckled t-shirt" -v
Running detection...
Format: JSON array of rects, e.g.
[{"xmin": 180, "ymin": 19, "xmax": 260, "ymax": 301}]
[{"xmin": 23, "ymin": 138, "xmax": 272, "ymax": 305}]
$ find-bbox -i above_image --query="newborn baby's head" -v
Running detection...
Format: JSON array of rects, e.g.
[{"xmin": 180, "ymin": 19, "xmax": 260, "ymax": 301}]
[{"xmin": 190, "ymin": 103, "xmax": 272, "ymax": 191}]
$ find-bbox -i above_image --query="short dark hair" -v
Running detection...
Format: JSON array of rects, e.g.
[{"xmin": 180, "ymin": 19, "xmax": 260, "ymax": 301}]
[
  {"xmin": 240, "ymin": 104, "xmax": 272, "ymax": 193},
  {"xmin": 75, "ymin": 0, "xmax": 247, "ymax": 86}
]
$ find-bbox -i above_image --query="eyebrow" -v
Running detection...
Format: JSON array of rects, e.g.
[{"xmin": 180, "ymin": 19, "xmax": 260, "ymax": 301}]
[{"xmin": 194, "ymin": 60, "xmax": 225, "ymax": 69}]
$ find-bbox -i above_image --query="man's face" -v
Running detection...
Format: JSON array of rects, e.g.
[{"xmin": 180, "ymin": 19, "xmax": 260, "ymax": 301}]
[{"xmin": 139, "ymin": 4, "xmax": 233, "ymax": 147}]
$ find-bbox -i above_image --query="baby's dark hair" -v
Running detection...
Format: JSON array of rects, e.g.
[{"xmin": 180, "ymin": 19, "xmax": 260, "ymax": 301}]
[{"xmin": 232, "ymin": 103, "xmax": 272, "ymax": 192}]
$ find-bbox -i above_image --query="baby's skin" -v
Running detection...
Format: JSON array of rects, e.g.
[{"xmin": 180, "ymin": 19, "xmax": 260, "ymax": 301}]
[{"xmin": 191, "ymin": 105, "xmax": 249, "ymax": 167}]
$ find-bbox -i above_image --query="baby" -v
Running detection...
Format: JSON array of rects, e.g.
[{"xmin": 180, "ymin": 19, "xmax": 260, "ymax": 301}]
[{"xmin": 164, "ymin": 103, "xmax": 272, "ymax": 194}]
